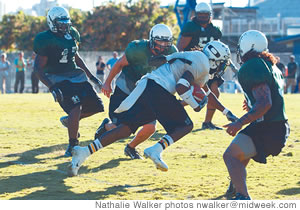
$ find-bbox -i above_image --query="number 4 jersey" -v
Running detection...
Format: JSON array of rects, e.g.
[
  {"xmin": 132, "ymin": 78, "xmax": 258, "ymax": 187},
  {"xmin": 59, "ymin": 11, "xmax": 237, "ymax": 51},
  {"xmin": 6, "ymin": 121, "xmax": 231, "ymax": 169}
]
[
  {"xmin": 238, "ymin": 57, "xmax": 287, "ymax": 123},
  {"xmin": 33, "ymin": 26, "xmax": 81, "ymax": 75}
]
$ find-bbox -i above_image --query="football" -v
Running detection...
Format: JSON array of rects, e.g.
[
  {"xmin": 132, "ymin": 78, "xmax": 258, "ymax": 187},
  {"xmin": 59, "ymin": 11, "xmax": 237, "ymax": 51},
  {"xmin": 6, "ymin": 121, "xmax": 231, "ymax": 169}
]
[{"xmin": 192, "ymin": 84, "xmax": 206, "ymax": 103}]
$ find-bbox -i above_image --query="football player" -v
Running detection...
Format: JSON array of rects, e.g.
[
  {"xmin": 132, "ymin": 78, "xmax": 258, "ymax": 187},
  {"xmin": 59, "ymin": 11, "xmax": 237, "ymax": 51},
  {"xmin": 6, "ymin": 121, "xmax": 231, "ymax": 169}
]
[
  {"xmin": 177, "ymin": 2, "xmax": 233, "ymax": 130},
  {"xmin": 34, "ymin": 6, "xmax": 104, "ymax": 157},
  {"xmin": 223, "ymin": 30, "xmax": 289, "ymax": 200},
  {"xmin": 96, "ymin": 24, "xmax": 178, "ymax": 160},
  {"xmin": 68, "ymin": 41, "xmax": 238, "ymax": 176}
]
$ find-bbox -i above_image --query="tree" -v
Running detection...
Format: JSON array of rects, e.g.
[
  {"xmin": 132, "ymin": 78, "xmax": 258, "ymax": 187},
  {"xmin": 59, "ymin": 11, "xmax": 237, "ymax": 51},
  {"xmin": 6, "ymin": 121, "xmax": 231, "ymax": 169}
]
[
  {"xmin": 81, "ymin": 0, "xmax": 178, "ymax": 51},
  {"xmin": 0, "ymin": 11, "xmax": 47, "ymax": 51},
  {"xmin": 0, "ymin": 0, "xmax": 179, "ymax": 51}
]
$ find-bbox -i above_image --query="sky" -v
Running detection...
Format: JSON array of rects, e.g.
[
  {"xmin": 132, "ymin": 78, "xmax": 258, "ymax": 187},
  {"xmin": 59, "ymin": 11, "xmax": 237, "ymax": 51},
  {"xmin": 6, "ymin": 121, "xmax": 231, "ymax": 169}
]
[{"xmin": 2, "ymin": 0, "xmax": 250, "ymax": 13}]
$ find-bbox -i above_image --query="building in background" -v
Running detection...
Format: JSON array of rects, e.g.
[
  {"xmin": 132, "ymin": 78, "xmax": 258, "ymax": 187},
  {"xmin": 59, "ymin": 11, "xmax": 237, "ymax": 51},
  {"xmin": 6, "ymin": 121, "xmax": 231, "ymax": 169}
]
[
  {"xmin": 0, "ymin": 0, "xmax": 6, "ymax": 20},
  {"xmin": 217, "ymin": 0, "xmax": 300, "ymax": 37},
  {"xmin": 32, "ymin": 0, "xmax": 58, "ymax": 16}
]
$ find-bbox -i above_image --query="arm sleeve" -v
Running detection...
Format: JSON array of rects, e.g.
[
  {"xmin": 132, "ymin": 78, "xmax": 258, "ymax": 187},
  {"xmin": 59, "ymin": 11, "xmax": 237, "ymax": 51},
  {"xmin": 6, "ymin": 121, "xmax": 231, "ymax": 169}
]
[
  {"xmin": 124, "ymin": 42, "xmax": 138, "ymax": 65},
  {"xmin": 238, "ymin": 59, "xmax": 271, "ymax": 90},
  {"xmin": 33, "ymin": 34, "xmax": 49, "ymax": 56},
  {"xmin": 70, "ymin": 26, "xmax": 81, "ymax": 43}
]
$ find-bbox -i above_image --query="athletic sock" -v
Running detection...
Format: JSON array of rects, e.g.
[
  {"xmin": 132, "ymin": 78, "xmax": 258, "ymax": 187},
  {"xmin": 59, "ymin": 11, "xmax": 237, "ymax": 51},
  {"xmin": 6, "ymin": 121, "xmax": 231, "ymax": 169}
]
[
  {"xmin": 69, "ymin": 138, "xmax": 79, "ymax": 146},
  {"xmin": 87, "ymin": 138, "xmax": 103, "ymax": 155},
  {"xmin": 158, "ymin": 135, "xmax": 174, "ymax": 150}
]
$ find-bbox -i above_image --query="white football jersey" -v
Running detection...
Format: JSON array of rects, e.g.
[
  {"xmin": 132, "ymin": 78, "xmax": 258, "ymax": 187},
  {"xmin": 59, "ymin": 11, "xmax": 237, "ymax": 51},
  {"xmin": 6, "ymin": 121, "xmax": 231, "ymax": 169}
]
[
  {"xmin": 141, "ymin": 51, "xmax": 210, "ymax": 94},
  {"xmin": 115, "ymin": 51, "xmax": 210, "ymax": 113}
]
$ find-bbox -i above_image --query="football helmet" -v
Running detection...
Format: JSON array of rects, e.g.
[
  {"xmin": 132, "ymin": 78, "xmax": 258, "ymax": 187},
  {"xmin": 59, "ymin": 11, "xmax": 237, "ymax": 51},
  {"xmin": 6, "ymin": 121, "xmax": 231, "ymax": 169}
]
[
  {"xmin": 203, "ymin": 41, "xmax": 231, "ymax": 78},
  {"xmin": 149, "ymin": 24, "xmax": 173, "ymax": 55},
  {"xmin": 47, "ymin": 6, "xmax": 71, "ymax": 34},
  {"xmin": 195, "ymin": 2, "xmax": 212, "ymax": 25},
  {"xmin": 237, "ymin": 30, "xmax": 268, "ymax": 63}
]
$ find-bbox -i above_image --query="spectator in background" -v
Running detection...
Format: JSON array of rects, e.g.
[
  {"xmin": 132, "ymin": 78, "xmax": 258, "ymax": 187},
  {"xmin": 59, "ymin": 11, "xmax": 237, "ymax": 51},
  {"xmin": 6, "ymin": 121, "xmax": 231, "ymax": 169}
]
[
  {"xmin": 106, "ymin": 51, "xmax": 119, "ymax": 91},
  {"xmin": 276, "ymin": 56, "xmax": 286, "ymax": 92},
  {"xmin": 0, "ymin": 53, "xmax": 11, "ymax": 94},
  {"xmin": 276, "ymin": 56, "xmax": 286, "ymax": 77},
  {"xmin": 285, "ymin": 55, "xmax": 298, "ymax": 93},
  {"xmin": 96, "ymin": 56, "xmax": 105, "ymax": 83},
  {"xmin": 297, "ymin": 64, "xmax": 300, "ymax": 93},
  {"xmin": 14, "ymin": 51, "xmax": 26, "ymax": 93},
  {"xmin": 106, "ymin": 51, "xmax": 119, "ymax": 70},
  {"xmin": 27, "ymin": 52, "xmax": 39, "ymax": 93}
]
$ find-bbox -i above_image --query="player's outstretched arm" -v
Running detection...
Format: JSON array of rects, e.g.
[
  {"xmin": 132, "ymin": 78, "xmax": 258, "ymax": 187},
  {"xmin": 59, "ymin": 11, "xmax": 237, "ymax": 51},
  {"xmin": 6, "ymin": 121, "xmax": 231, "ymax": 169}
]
[
  {"xmin": 75, "ymin": 52, "xmax": 102, "ymax": 90},
  {"xmin": 75, "ymin": 52, "xmax": 93, "ymax": 78},
  {"xmin": 177, "ymin": 35, "xmax": 192, "ymax": 51},
  {"xmin": 202, "ymin": 84, "xmax": 238, "ymax": 122}
]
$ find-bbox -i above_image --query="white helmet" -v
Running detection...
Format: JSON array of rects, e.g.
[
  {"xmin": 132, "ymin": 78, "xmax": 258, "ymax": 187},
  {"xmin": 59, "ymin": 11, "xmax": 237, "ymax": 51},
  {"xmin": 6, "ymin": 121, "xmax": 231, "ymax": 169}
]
[
  {"xmin": 203, "ymin": 41, "xmax": 231, "ymax": 77},
  {"xmin": 149, "ymin": 24, "xmax": 173, "ymax": 54},
  {"xmin": 195, "ymin": 2, "xmax": 212, "ymax": 24},
  {"xmin": 47, "ymin": 6, "xmax": 71, "ymax": 34},
  {"xmin": 195, "ymin": 2, "xmax": 212, "ymax": 14},
  {"xmin": 237, "ymin": 30, "xmax": 268, "ymax": 63}
]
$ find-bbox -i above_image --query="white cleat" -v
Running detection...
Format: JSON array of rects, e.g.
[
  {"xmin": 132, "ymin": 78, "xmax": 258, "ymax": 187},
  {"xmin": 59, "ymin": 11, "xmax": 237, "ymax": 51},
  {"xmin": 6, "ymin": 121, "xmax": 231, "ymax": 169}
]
[
  {"xmin": 144, "ymin": 146, "xmax": 168, "ymax": 172},
  {"xmin": 67, "ymin": 146, "xmax": 90, "ymax": 177}
]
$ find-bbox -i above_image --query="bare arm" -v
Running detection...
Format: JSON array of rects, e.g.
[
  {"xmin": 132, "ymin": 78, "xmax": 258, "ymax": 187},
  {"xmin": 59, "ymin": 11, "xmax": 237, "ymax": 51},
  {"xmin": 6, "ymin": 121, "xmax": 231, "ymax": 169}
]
[
  {"xmin": 106, "ymin": 55, "xmax": 128, "ymax": 84},
  {"xmin": 177, "ymin": 36, "xmax": 192, "ymax": 51},
  {"xmin": 75, "ymin": 52, "xmax": 93, "ymax": 79},
  {"xmin": 101, "ymin": 55, "xmax": 129, "ymax": 97},
  {"xmin": 237, "ymin": 83, "xmax": 272, "ymax": 126},
  {"xmin": 34, "ymin": 55, "xmax": 53, "ymax": 88},
  {"xmin": 224, "ymin": 83, "xmax": 272, "ymax": 136},
  {"xmin": 202, "ymin": 84, "xmax": 226, "ymax": 112}
]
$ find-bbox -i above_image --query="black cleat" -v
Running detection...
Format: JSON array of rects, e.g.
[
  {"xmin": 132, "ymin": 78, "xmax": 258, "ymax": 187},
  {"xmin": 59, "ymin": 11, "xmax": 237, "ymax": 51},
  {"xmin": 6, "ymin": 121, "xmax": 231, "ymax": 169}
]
[
  {"xmin": 233, "ymin": 193, "xmax": 251, "ymax": 200},
  {"xmin": 225, "ymin": 180, "xmax": 236, "ymax": 198},
  {"xmin": 124, "ymin": 144, "xmax": 143, "ymax": 159},
  {"xmin": 64, "ymin": 139, "xmax": 79, "ymax": 157},
  {"xmin": 94, "ymin": 118, "xmax": 110, "ymax": 139},
  {"xmin": 202, "ymin": 122, "xmax": 223, "ymax": 130}
]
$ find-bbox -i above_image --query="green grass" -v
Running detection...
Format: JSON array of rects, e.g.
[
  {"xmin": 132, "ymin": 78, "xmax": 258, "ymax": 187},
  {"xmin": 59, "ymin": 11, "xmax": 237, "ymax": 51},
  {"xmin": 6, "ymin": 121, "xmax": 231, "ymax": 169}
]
[{"xmin": 0, "ymin": 93, "xmax": 299, "ymax": 200}]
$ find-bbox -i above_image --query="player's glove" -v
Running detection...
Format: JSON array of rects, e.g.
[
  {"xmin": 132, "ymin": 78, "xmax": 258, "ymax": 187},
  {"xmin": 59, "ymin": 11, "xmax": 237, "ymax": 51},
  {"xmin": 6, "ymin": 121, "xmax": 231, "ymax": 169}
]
[
  {"xmin": 49, "ymin": 84, "xmax": 63, "ymax": 103},
  {"xmin": 223, "ymin": 109, "xmax": 238, "ymax": 122},
  {"xmin": 148, "ymin": 55, "xmax": 167, "ymax": 67},
  {"xmin": 90, "ymin": 75, "xmax": 103, "ymax": 90},
  {"xmin": 194, "ymin": 95, "xmax": 208, "ymax": 112}
]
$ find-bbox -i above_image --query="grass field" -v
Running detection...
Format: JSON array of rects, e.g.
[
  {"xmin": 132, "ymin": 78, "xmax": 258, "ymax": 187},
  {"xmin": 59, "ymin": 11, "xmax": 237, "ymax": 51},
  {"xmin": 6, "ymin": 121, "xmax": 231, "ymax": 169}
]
[{"xmin": 0, "ymin": 93, "xmax": 299, "ymax": 200}]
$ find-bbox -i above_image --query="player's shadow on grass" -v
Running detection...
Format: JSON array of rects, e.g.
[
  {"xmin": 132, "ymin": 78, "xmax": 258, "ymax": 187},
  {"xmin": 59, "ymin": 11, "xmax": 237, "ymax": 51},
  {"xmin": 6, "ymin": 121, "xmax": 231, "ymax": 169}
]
[
  {"xmin": 0, "ymin": 165, "xmax": 150, "ymax": 200},
  {"xmin": 0, "ymin": 143, "xmax": 70, "ymax": 170},
  {"xmin": 87, "ymin": 158, "xmax": 131, "ymax": 173},
  {"xmin": 0, "ymin": 142, "xmax": 154, "ymax": 199},
  {"xmin": 276, "ymin": 181, "xmax": 300, "ymax": 196},
  {"xmin": 10, "ymin": 183, "xmax": 151, "ymax": 200}
]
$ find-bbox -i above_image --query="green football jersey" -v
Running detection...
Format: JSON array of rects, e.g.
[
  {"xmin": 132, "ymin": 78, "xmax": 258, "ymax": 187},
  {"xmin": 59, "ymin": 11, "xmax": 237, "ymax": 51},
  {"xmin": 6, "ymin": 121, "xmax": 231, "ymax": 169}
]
[
  {"xmin": 33, "ymin": 27, "xmax": 81, "ymax": 74},
  {"xmin": 238, "ymin": 57, "xmax": 287, "ymax": 122},
  {"xmin": 180, "ymin": 19, "xmax": 222, "ymax": 51},
  {"xmin": 122, "ymin": 39, "xmax": 178, "ymax": 84}
]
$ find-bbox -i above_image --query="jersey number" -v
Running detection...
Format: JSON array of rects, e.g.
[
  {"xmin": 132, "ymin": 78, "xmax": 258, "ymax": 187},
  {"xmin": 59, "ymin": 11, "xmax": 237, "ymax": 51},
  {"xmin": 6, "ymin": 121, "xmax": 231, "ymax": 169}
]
[{"xmin": 59, "ymin": 49, "xmax": 68, "ymax": 63}]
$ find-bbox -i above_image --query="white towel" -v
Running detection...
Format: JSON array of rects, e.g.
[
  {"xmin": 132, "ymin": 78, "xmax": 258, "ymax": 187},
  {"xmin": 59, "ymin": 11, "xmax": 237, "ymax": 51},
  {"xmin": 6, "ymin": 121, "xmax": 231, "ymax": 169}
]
[{"xmin": 114, "ymin": 78, "xmax": 148, "ymax": 113}]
